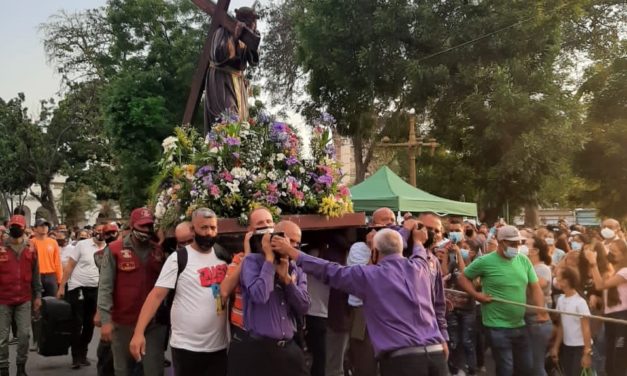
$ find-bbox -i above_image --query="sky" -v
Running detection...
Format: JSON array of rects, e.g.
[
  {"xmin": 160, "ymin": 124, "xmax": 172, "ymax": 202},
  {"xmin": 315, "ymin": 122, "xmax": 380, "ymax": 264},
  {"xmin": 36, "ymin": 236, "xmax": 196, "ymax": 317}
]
[{"xmin": 0, "ymin": 0, "xmax": 258, "ymax": 115}]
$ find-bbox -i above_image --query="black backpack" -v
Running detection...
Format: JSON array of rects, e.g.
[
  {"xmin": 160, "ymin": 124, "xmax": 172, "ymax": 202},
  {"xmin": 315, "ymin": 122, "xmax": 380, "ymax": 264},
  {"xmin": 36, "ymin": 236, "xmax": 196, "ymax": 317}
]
[{"xmin": 155, "ymin": 247, "xmax": 188, "ymax": 326}]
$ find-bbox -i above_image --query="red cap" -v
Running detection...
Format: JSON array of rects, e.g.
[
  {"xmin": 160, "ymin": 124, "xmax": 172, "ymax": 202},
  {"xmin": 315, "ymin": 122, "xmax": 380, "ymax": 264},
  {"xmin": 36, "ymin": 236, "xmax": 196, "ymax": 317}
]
[
  {"xmin": 8, "ymin": 215, "xmax": 26, "ymax": 229},
  {"xmin": 130, "ymin": 208, "xmax": 154, "ymax": 227},
  {"xmin": 103, "ymin": 223, "xmax": 119, "ymax": 232}
]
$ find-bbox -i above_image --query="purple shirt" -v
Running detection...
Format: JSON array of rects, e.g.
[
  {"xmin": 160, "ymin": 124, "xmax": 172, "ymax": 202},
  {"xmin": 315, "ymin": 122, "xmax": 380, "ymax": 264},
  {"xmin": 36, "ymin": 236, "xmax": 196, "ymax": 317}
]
[
  {"xmin": 241, "ymin": 254, "xmax": 310, "ymax": 340},
  {"xmin": 296, "ymin": 246, "xmax": 445, "ymax": 357}
]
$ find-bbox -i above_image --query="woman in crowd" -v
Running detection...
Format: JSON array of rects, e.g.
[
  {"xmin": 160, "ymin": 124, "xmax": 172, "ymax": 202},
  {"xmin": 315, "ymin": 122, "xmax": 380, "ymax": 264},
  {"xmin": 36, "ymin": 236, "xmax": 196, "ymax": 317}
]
[
  {"xmin": 585, "ymin": 239, "xmax": 627, "ymax": 376},
  {"xmin": 551, "ymin": 267, "xmax": 593, "ymax": 376},
  {"xmin": 524, "ymin": 236, "xmax": 553, "ymax": 376}
]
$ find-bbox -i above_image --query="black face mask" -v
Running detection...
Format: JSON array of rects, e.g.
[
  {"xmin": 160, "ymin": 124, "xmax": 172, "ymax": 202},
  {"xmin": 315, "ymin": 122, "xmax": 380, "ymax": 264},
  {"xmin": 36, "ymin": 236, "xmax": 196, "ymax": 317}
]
[
  {"xmin": 607, "ymin": 253, "xmax": 617, "ymax": 264},
  {"xmin": 465, "ymin": 229, "xmax": 474, "ymax": 238},
  {"xmin": 105, "ymin": 236, "xmax": 117, "ymax": 245},
  {"xmin": 9, "ymin": 227, "xmax": 24, "ymax": 239},
  {"xmin": 132, "ymin": 229, "xmax": 152, "ymax": 243},
  {"xmin": 94, "ymin": 233, "xmax": 105, "ymax": 242},
  {"xmin": 57, "ymin": 239, "xmax": 67, "ymax": 247},
  {"xmin": 195, "ymin": 233, "xmax": 217, "ymax": 251},
  {"xmin": 424, "ymin": 230, "xmax": 435, "ymax": 249}
]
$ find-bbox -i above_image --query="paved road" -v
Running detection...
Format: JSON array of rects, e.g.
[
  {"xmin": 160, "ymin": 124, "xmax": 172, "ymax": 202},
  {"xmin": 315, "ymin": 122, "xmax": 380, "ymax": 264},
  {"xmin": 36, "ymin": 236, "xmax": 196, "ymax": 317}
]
[{"xmin": 8, "ymin": 329, "xmax": 174, "ymax": 376}]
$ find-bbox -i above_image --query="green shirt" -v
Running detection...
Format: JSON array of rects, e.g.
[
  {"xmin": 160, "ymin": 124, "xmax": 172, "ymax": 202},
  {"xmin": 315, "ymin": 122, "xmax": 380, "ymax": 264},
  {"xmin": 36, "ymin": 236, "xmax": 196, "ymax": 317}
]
[{"xmin": 464, "ymin": 252, "xmax": 538, "ymax": 328}]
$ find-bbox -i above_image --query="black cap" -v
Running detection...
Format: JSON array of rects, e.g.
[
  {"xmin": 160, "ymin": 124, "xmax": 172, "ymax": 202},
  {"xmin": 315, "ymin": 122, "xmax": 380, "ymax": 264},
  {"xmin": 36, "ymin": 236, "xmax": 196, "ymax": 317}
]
[{"xmin": 34, "ymin": 218, "xmax": 50, "ymax": 227}]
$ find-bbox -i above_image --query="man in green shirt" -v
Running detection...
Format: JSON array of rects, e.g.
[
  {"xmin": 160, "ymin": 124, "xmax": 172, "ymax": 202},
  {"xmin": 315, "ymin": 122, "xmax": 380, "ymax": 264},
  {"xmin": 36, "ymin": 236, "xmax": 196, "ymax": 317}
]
[{"xmin": 458, "ymin": 225, "xmax": 548, "ymax": 376}]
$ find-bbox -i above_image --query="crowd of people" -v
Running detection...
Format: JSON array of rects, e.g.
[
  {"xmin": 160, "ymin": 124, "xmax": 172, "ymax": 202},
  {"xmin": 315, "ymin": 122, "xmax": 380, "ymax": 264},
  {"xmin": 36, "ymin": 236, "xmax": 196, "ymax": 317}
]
[{"xmin": 0, "ymin": 206, "xmax": 626, "ymax": 376}]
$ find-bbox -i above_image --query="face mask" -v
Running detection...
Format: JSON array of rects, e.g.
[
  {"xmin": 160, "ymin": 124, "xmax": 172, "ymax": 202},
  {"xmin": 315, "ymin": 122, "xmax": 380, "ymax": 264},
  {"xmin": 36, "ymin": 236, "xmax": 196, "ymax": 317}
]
[
  {"xmin": 94, "ymin": 233, "xmax": 105, "ymax": 242},
  {"xmin": 607, "ymin": 253, "xmax": 617, "ymax": 264},
  {"xmin": 465, "ymin": 229, "xmax": 474, "ymax": 238},
  {"xmin": 194, "ymin": 233, "xmax": 217, "ymax": 251},
  {"xmin": 449, "ymin": 232, "xmax": 463, "ymax": 243},
  {"xmin": 461, "ymin": 248, "xmax": 470, "ymax": 260},
  {"xmin": 570, "ymin": 241, "xmax": 582, "ymax": 251},
  {"xmin": 519, "ymin": 245, "xmax": 529, "ymax": 256},
  {"xmin": 57, "ymin": 239, "xmax": 67, "ymax": 247},
  {"xmin": 9, "ymin": 227, "xmax": 24, "ymax": 239},
  {"xmin": 601, "ymin": 228, "xmax": 616, "ymax": 240},
  {"xmin": 424, "ymin": 230, "xmax": 435, "ymax": 249},
  {"xmin": 105, "ymin": 236, "xmax": 117, "ymax": 244},
  {"xmin": 504, "ymin": 246, "xmax": 519, "ymax": 259},
  {"xmin": 545, "ymin": 238, "xmax": 555, "ymax": 246},
  {"xmin": 132, "ymin": 229, "xmax": 152, "ymax": 243}
]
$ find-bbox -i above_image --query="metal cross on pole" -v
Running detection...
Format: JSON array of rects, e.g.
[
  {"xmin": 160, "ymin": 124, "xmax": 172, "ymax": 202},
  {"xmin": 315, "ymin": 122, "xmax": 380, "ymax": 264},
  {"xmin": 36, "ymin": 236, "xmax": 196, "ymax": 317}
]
[
  {"xmin": 377, "ymin": 114, "xmax": 439, "ymax": 187},
  {"xmin": 182, "ymin": 0, "xmax": 261, "ymax": 129}
]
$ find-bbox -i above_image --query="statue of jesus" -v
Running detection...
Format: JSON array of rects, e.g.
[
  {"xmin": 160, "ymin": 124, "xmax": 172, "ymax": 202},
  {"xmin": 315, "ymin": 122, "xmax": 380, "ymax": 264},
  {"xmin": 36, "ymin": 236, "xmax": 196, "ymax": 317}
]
[{"xmin": 204, "ymin": 7, "xmax": 260, "ymax": 128}]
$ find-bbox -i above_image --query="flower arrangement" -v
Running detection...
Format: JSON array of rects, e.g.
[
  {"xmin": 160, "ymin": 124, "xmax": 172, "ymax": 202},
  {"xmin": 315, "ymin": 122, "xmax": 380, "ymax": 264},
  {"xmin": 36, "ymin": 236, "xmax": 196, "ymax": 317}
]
[{"xmin": 150, "ymin": 114, "xmax": 353, "ymax": 230}]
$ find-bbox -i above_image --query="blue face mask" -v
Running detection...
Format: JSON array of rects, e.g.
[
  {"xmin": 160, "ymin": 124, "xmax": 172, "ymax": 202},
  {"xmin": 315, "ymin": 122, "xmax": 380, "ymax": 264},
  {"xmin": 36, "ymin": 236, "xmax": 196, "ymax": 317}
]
[
  {"xmin": 449, "ymin": 231, "xmax": 463, "ymax": 243},
  {"xmin": 570, "ymin": 241, "xmax": 582, "ymax": 251},
  {"xmin": 461, "ymin": 248, "xmax": 470, "ymax": 260},
  {"xmin": 504, "ymin": 246, "xmax": 519, "ymax": 259}
]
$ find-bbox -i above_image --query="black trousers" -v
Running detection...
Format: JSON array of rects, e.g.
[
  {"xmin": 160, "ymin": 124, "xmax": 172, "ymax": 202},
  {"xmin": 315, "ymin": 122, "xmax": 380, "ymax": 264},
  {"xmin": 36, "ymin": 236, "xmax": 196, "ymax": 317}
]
[
  {"xmin": 379, "ymin": 351, "xmax": 448, "ymax": 376},
  {"xmin": 227, "ymin": 337, "xmax": 308, "ymax": 376},
  {"xmin": 171, "ymin": 347, "xmax": 226, "ymax": 376},
  {"xmin": 305, "ymin": 316, "xmax": 327, "ymax": 376},
  {"xmin": 97, "ymin": 341, "xmax": 114, "ymax": 376},
  {"xmin": 66, "ymin": 286, "xmax": 98, "ymax": 360}
]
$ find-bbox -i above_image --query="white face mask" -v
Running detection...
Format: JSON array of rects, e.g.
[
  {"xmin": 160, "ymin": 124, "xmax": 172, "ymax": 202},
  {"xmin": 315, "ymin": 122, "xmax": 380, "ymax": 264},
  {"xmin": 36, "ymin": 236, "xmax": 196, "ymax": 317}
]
[
  {"xmin": 519, "ymin": 245, "xmax": 529, "ymax": 256},
  {"xmin": 545, "ymin": 238, "xmax": 555, "ymax": 246},
  {"xmin": 601, "ymin": 228, "xmax": 616, "ymax": 240},
  {"xmin": 571, "ymin": 241, "xmax": 583, "ymax": 251},
  {"xmin": 504, "ymin": 246, "xmax": 519, "ymax": 259}
]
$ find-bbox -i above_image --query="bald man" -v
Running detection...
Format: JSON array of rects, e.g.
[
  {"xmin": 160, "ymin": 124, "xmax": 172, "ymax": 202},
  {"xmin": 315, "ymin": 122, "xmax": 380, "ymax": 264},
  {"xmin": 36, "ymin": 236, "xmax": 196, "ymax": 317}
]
[
  {"xmin": 236, "ymin": 220, "xmax": 310, "ymax": 376},
  {"xmin": 175, "ymin": 221, "xmax": 194, "ymax": 248},
  {"xmin": 372, "ymin": 208, "xmax": 396, "ymax": 227},
  {"xmin": 601, "ymin": 218, "xmax": 622, "ymax": 244}
]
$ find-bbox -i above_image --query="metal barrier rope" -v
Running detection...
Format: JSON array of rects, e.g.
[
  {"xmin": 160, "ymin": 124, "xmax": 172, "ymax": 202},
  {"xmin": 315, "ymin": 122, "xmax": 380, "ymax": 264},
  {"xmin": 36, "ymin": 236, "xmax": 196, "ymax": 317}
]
[{"xmin": 444, "ymin": 288, "xmax": 627, "ymax": 326}]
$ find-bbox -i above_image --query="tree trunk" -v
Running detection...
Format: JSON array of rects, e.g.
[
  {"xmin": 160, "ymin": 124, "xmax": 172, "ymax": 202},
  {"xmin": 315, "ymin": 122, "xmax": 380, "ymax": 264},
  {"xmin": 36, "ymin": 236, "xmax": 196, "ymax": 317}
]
[
  {"xmin": 524, "ymin": 204, "xmax": 540, "ymax": 228},
  {"xmin": 353, "ymin": 136, "xmax": 367, "ymax": 184},
  {"xmin": 32, "ymin": 181, "xmax": 59, "ymax": 225}
]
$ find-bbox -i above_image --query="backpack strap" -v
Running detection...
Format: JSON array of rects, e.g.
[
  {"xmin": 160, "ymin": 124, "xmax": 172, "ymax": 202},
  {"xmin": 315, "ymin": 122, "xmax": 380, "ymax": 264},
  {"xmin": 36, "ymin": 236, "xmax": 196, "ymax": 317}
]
[{"xmin": 173, "ymin": 246, "xmax": 188, "ymax": 293}]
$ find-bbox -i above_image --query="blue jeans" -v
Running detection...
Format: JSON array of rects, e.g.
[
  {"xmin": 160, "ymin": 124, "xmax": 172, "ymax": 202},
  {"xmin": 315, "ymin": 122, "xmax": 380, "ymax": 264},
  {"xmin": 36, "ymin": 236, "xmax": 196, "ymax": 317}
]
[
  {"xmin": 526, "ymin": 320, "xmax": 553, "ymax": 376},
  {"xmin": 486, "ymin": 327, "xmax": 533, "ymax": 376},
  {"xmin": 447, "ymin": 309, "xmax": 477, "ymax": 374}
]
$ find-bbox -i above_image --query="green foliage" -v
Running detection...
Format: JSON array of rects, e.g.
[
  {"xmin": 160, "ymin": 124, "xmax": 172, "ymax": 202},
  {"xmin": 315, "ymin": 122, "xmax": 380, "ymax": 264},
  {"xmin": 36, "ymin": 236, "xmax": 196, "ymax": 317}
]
[
  {"xmin": 575, "ymin": 49, "xmax": 627, "ymax": 218},
  {"xmin": 59, "ymin": 183, "xmax": 97, "ymax": 227}
]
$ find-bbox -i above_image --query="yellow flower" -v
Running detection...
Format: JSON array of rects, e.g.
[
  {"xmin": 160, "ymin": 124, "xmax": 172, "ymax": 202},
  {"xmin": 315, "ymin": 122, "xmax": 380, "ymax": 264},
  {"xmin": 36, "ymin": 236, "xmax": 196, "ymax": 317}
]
[{"xmin": 183, "ymin": 164, "xmax": 196, "ymax": 180}]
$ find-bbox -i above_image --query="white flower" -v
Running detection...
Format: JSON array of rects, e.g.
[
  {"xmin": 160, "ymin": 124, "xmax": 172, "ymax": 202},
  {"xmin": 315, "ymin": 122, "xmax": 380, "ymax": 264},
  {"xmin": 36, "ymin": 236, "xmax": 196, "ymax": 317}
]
[
  {"xmin": 155, "ymin": 202, "xmax": 166, "ymax": 219},
  {"xmin": 162, "ymin": 136, "xmax": 178, "ymax": 152},
  {"xmin": 209, "ymin": 147, "xmax": 219, "ymax": 154},
  {"xmin": 231, "ymin": 167, "xmax": 249, "ymax": 180},
  {"xmin": 299, "ymin": 167, "xmax": 305, "ymax": 174},
  {"xmin": 267, "ymin": 171, "xmax": 278, "ymax": 181},
  {"xmin": 276, "ymin": 153, "xmax": 286, "ymax": 161},
  {"xmin": 303, "ymin": 185, "xmax": 310, "ymax": 192},
  {"xmin": 226, "ymin": 181, "xmax": 240, "ymax": 193}
]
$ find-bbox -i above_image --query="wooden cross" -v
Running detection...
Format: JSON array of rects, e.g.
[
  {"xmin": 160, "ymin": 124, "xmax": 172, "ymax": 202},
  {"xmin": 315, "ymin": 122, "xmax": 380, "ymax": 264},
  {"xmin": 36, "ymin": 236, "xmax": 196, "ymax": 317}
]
[
  {"xmin": 182, "ymin": 0, "xmax": 261, "ymax": 128},
  {"xmin": 378, "ymin": 114, "xmax": 439, "ymax": 187}
]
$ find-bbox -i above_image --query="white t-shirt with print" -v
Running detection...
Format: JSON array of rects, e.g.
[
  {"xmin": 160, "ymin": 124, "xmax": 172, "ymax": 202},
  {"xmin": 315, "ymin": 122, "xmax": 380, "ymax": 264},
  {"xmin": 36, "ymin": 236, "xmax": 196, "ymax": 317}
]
[
  {"xmin": 155, "ymin": 245, "xmax": 228, "ymax": 353},
  {"xmin": 556, "ymin": 293, "xmax": 591, "ymax": 346},
  {"xmin": 68, "ymin": 239, "xmax": 102, "ymax": 290}
]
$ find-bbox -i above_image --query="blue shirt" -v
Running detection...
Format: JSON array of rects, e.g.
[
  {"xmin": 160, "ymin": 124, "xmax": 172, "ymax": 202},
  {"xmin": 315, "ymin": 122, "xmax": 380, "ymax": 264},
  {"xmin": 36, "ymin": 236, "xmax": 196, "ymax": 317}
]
[{"xmin": 240, "ymin": 254, "xmax": 310, "ymax": 340}]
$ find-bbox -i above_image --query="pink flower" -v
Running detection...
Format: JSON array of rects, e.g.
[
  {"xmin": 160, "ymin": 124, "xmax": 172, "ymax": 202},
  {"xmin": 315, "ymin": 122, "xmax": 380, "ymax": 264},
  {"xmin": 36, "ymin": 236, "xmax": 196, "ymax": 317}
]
[
  {"xmin": 294, "ymin": 191, "xmax": 304, "ymax": 200},
  {"xmin": 221, "ymin": 171, "xmax": 234, "ymax": 182},
  {"xmin": 209, "ymin": 185, "xmax": 220, "ymax": 197},
  {"xmin": 268, "ymin": 183, "xmax": 278, "ymax": 193},
  {"xmin": 339, "ymin": 185, "xmax": 350, "ymax": 197}
]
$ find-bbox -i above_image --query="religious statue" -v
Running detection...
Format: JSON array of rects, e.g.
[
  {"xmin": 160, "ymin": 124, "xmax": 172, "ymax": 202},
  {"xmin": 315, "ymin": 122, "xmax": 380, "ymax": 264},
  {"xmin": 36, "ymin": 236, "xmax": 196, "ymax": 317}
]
[
  {"xmin": 204, "ymin": 7, "xmax": 260, "ymax": 128},
  {"xmin": 183, "ymin": 0, "xmax": 262, "ymax": 134}
]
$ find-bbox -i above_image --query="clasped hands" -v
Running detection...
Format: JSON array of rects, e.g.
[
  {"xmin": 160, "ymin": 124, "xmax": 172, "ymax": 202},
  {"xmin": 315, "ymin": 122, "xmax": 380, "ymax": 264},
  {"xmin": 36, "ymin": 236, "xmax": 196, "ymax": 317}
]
[{"xmin": 260, "ymin": 233, "xmax": 298, "ymax": 284}]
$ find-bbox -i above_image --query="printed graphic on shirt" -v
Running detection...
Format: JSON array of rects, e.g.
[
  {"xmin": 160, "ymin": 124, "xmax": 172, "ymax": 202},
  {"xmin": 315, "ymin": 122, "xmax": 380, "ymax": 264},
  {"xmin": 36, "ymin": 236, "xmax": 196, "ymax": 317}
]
[{"xmin": 198, "ymin": 264, "xmax": 228, "ymax": 314}]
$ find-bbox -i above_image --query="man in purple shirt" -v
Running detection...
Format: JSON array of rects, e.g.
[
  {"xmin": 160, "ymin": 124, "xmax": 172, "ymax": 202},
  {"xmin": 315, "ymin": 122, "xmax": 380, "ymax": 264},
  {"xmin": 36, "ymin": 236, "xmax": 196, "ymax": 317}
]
[
  {"xmin": 273, "ymin": 227, "xmax": 449, "ymax": 376},
  {"xmin": 236, "ymin": 220, "xmax": 310, "ymax": 376}
]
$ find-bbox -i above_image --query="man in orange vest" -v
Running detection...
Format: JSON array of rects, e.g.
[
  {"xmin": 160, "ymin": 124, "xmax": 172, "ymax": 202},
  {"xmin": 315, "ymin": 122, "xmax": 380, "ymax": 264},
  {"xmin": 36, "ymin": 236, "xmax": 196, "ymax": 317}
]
[
  {"xmin": 0, "ymin": 215, "xmax": 42, "ymax": 376},
  {"xmin": 97, "ymin": 208, "xmax": 166, "ymax": 376}
]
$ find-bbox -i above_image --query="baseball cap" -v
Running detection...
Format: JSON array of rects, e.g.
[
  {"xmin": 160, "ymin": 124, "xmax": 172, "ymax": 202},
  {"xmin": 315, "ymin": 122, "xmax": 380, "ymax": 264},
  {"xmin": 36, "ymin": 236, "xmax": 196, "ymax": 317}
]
[
  {"xmin": 497, "ymin": 225, "xmax": 522, "ymax": 242},
  {"xmin": 104, "ymin": 223, "xmax": 119, "ymax": 233},
  {"xmin": 34, "ymin": 218, "xmax": 51, "ymax": 227},
  {"xmin": 8, "ymin": 215, "xmax": 27, "ymax": 229},
  {"xmin": 130, "ymin": 208, "xmax": 154, "ymax": 227}
]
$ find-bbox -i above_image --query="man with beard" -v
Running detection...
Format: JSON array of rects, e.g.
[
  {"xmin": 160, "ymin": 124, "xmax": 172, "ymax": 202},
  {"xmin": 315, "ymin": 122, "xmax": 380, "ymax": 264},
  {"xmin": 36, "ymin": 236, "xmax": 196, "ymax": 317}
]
[
  {"xmin": 0, "ymin": 215, "xmax": 42, "ymax": 376},
  {"xmin": 130, "ymin": 208, "xmax": 228, "ymax": 376},
  {"xmin": 57, "ymin": 224, "xmax": 107, "ymax": 369},
  {"xmin": 97, "ymin": 208, "xmax": 167, "ymax": 376}
]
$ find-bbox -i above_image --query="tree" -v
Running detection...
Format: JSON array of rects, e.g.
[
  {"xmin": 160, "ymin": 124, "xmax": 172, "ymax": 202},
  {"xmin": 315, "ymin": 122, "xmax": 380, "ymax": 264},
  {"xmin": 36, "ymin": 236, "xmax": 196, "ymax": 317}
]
[
  {"xmin": 0, "ymin": 94, "xmax": 36, "ymax": 217},
  {"xmin": 575, "ymin": 47, "xmax": 627, "ymax": 218},
  {"xmin": 58, "ymin": 182, "xmax": 97, "ymax": 227}
]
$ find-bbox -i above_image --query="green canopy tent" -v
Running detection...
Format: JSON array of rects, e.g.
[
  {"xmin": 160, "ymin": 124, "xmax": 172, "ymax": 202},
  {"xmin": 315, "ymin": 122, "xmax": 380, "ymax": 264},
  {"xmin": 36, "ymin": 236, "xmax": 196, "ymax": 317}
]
[{"xmin": 350, "ymin": 166, "xmax": 478, "ymax": 217}]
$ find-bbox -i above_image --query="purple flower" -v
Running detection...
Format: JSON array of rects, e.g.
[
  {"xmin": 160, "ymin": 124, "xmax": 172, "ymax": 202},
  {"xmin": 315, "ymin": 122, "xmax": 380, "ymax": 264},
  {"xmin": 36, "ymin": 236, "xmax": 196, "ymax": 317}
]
[
  {"xmin": 324, "ymin": 144, "xmax": 336, "ymax": 157},
  {"xmin": 317, "ymin": 175, "xmax": 333, "ymax": 187},
  {"xmin": 232, "ymin": 152, "xmax": 240, "ymax": 159},
  {"xmin": 202, "ymin": 175, "xmax": 213, "ymax": 187},
  {"xmin": 266, "ymin": 195, "xmax": 279, "ymax": 204},
  {"xmin": 225, "ymin": 137, "xmax": 241, "ymax": 146},
  {"xmin": 286, "ymin": 156, "xmax": 299, "ymax": 166},
  {"xmin": 321, "ymin": 112, "xmax": 336, "ymax": 125},
  {"xmin": 196, "ymin": 165, "xmax": 214, "ymax": 177}
]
